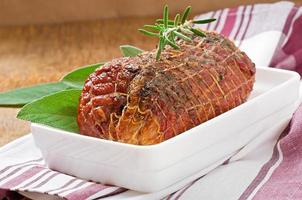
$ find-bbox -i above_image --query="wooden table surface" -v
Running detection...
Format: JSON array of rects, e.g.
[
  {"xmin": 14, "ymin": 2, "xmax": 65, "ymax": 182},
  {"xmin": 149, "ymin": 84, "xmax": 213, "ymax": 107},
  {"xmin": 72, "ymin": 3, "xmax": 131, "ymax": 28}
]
[{"xmin": 0, "ymin": 17, "xmax": 157, "ymax": 146}]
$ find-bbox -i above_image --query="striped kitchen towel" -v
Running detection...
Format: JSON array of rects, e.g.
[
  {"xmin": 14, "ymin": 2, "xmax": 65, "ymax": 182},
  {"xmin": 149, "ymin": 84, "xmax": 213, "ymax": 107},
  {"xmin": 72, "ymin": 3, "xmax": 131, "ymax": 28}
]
[{"xmin": 1, "ymin": 1, "xmax": 302, "ymax": 199}]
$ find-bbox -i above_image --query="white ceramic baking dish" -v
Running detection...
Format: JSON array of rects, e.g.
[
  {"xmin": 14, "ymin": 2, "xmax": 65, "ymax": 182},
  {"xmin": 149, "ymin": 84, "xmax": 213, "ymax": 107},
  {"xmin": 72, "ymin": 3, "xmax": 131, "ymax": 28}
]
[{"xmin": 31, "ymin": 67, "xmax": 300, "ymax": 193}]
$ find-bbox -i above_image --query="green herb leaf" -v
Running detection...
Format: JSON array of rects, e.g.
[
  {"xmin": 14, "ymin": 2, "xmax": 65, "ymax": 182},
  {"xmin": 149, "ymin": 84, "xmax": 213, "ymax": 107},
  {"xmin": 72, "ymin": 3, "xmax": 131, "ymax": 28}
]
[
  {"xmin": 193, "ymin": 18, "xmax": 216, "ymax": 24},
  {"xmin": 180, "ymin": 27, "xmax": 194, "ymax": 35},
  {"xmin": 174, "ymin": 14, "xmax": 180, "ymax": 26},
  {"xmin": 190, "ymin": 28, "xmax": 206, "ymax": 37},
  {"xmin": 164, "ymin": 36, "xmax": 180, "ymax": 49},
  {"xmin": 62, "ymin": 63, "xmax": 103, "ymax": 88},
  {"xmin": 143, "ymin": 25, "xmax": 161, "ymax": 31},
  {"xmin": 17, "ymin": 89, "xmax": 81, "ymax": 133},
  {"xmin": 156, "ymin": 37, "xmax": 165, "ymax": 60},
  {"xmin": 0, "ymin": 63, "xmax": 102, "ymax": 107},
  {"xmin": 138, "ymin": 29, "xmax": 160, "ymax": 37},
  {"xmin": 156, "ymin": 19, "xmax": 174, "ymax": 25},
  {"xmin": 170, "ymin": 31, "xmax": 176, "ymax": 42},
  {"xmin": 138, "ymin": 5, "xmax": 216, "ymax": 60},
  {"xmin": 181, "ymin": 6, "xmax": 192, "ymax": 23},
  {"xmin": 0, "ymin": 82, "xmax": 70, "ymax": 107},
  {"xmin": 174, "ymin": 31, "xmax": 192, "ymax": 41},
  {"xmin": 120, "ymin": 45, "xmax": 144, "ymax": 57},
  {"xmin": 163, "ymin": 5, "xmax": 169, "ymax": 28}
]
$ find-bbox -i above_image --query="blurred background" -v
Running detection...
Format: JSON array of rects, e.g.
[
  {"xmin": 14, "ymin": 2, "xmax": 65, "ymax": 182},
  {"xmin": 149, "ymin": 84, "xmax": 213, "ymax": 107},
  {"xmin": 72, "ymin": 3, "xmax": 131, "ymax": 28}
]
[{"xmin": 0, "ymin": 0, "xmax": 301, "ymax": 146}]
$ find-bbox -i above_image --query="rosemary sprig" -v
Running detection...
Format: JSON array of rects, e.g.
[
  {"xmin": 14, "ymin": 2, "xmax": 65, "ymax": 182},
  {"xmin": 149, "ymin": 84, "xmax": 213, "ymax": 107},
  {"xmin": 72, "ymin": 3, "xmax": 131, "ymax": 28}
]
[{"xmin": 138, "ymin": 5, "xmax": 216, "ymax": 60}]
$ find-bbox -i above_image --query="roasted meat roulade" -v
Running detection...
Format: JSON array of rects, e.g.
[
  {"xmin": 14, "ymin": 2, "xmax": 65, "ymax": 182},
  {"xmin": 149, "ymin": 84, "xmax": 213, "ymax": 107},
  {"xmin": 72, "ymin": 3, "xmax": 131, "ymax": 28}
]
[{"xmin": 77, "ymin": 31, "xmax": 255, "ymax": 145}]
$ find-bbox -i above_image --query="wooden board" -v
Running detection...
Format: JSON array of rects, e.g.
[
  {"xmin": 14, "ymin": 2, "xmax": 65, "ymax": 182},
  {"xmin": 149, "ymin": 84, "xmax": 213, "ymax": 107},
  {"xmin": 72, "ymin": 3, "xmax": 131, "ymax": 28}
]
[{"xmin": 0, "ymin": 0, "xmax": 301, "ymax": 25}]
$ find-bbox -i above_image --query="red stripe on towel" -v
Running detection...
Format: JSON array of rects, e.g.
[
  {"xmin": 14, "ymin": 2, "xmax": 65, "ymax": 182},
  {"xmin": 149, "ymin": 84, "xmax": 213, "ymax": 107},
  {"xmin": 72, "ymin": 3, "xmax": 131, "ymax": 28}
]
[
  {"xmin": 65, "ymin": 183, "xmax": 109, "ymax": 200},
  {"xmin": 0, "ymin": 166, "xmax": 45, "ymax": 189},
  {"xmin": 233, "ymin": 6, "xmax": 247, "ymax": 40},
  {"xmin": 220, "ymin": 7, "xmax": 238, "ymax": 37},
  {"xmin": 238, "ymin": 5, "xmax": 254, "ymax": 47}
]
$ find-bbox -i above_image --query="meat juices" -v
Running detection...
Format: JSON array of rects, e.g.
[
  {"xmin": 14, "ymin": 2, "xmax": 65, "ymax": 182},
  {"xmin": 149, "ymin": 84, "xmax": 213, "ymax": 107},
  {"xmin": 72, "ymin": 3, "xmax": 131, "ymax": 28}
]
[{"xmin": 77, "ymin": 31, "xmax": 256, "ymax": 145}]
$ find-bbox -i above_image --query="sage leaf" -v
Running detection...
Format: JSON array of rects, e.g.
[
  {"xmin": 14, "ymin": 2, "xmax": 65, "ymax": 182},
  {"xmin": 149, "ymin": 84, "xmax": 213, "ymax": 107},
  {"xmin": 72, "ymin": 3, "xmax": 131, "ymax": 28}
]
[
  {"xmin": 0, "ymin": 82, "xmax": 70, "ymax": 107},
  {"xmin": 62, "ymin": 63, "xmax": 103, "ymax": 88},
  {"xmin": 17, "ymin": 89, "xmax": 82, "ymax": 133},
  {"xmin": 120, "ymin": 45, "xmax": 144, "ymax": 57},
  {"xmin": 0, "ymin": 63, "xmax": 103, "ymax": 107}
]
